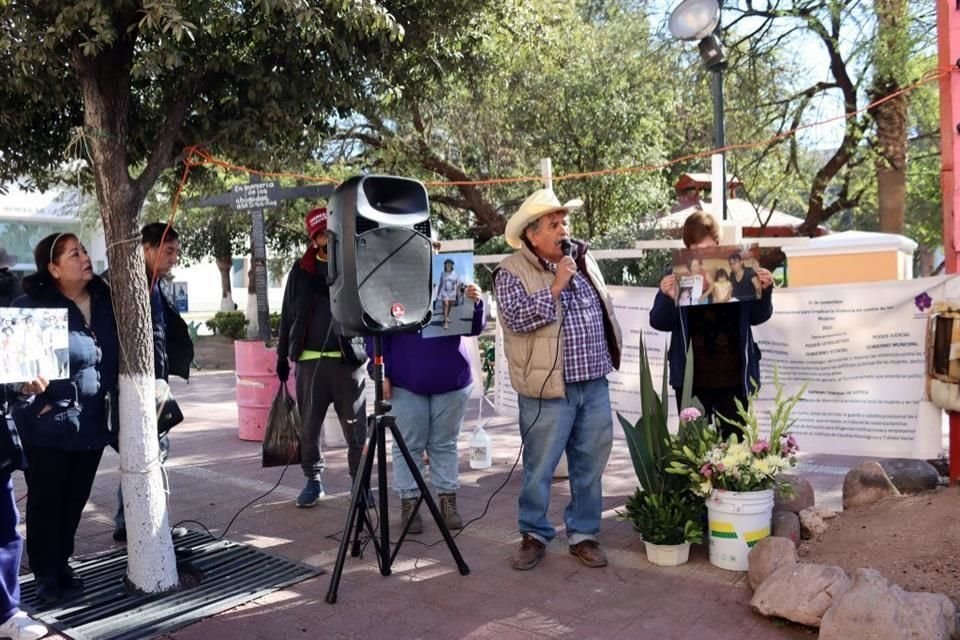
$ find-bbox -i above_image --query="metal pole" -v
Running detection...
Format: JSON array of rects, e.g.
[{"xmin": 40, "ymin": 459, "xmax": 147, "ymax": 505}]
[{"xmin": 711, "ymin": 65, "xmax": 728, "ymax": 221}]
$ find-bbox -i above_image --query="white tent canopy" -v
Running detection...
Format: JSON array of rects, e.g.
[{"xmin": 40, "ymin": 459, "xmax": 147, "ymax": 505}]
[{"xmin": 653, "ymin": 198, "xmax": 806, "ymax": 230}]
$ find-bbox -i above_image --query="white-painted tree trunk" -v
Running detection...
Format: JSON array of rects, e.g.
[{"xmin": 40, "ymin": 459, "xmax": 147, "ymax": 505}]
[
  {"xmin": 220, "ymin": 294, "xmax": 236, "ymax": 312},
  {"xmin": 117, "ymin": 373, "xmax": 179, "ymax": 593},
  {"xmin": 245, "ymin": 292, "xmax": 259, "ymax": 338}
]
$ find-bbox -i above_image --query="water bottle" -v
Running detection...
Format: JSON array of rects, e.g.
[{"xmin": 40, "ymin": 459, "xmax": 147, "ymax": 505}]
[{"xmin": 469, "ymin": 424, "xmax": 492, "ymax": 469}]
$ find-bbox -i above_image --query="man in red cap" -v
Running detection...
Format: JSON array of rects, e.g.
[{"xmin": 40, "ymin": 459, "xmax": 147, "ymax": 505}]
[{"xmin": 276, "ymin": 206, "xmax": 368, "ymax": 507}]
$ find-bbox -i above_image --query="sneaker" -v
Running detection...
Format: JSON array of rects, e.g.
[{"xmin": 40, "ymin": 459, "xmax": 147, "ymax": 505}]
[
  {"xmin": 0, "ymin": 610, "xmax": 48, "ymax": 640},
  {"xmin": 400, "ymin": 497, "xmax": 423, "ymax": 534},
  {"xmin": 112, "ymin": 527, "xmax": 127, "ymax": 542},
  {"xmin": 295, "ymin": 479, "xmax": 324, "ymax": 508},
  {"xmin": 438, "ymin": 493, "xmax": 463, "ymax": 530},
  {"xmin": 569, "ymin": 539, "xmax": 607, "ymax": 568},
  {"xmin": 511, "ymin": 534, "xmax": 546, "ymax": 571}
]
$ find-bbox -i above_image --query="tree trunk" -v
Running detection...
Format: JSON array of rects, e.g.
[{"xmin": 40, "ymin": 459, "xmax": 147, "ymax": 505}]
[
  {"xmin": 76, "ymin": 40, "xmax": 178, "ymax": 593},
  {"xmin": 216, "ymin": 255, "xmax": 235, "ymax": 311},
  {"xmin": 918, "ymin": 245, "xmax": 935, "ymax": 277},
  {"xmin": 871, "ymin": 0, "xmax": 908, "ymax": 235}
]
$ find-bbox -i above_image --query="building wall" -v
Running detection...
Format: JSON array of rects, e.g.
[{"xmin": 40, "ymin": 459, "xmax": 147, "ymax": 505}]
[{"xmin": 787, "ymin": 251, "xmax": 900, "ymax": 287}]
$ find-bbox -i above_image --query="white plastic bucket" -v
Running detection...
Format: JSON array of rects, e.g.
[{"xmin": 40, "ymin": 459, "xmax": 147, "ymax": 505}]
[{"xmin": 706, "ymin": 489, "xmax": 774, "ymax": 571}]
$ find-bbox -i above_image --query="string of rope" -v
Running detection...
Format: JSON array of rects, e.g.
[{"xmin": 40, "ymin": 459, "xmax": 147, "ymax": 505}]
[{"xmin": 166, "ymin": 64, "xmax": 951, "ymax": 198}]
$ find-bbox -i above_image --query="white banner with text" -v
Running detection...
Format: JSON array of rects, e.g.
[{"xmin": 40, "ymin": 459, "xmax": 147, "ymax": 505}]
[{"xmin": 494, "ymin": 277, "xmax": 956, "ymax": 459}]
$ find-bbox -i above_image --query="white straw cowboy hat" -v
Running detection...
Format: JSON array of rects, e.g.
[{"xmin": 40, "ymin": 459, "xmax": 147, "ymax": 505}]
[{"xmin": 504, "ymin": 188, "xmax": 583, "ymax": 249}]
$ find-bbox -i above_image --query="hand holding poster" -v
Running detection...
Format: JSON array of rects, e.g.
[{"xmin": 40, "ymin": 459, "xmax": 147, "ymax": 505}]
[
  {"xmin": 0, "ymin": 308, "xmax": 70, "ymax": 384},
  {"xmin": 423, "ymin": 250, "xmax": 476, "ymax": 338}
]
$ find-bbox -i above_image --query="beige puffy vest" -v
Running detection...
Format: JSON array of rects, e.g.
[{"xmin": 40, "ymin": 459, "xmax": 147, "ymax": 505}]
[{"xmin": 497, "ymin": 245, "xmax": 622, "ymax": 399}]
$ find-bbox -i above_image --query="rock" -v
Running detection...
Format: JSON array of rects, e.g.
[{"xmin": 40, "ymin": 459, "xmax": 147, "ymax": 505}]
[
  {"xmin": 750, "ymin": 563, "xmax": 851, "ymax": 627},
  {"xmin": 819, "ymin": 568, "xmax": 958, "ymax": 640},
  {"xmin": 842, "ymin": 461, "xmax": 901, "ymax": 509},
  {"xmin": 774, "ymin": 474, "xmax": 815, "ymax": 513},
  {"xmin": 878, "ymin": 458, "xmax": 940, "ymax": 494},
  {"xmin": 799, "ymin": 506, "xmax": 837, "ymax": 539},
  {"xmin": 748, "ymin": 536, "xmax": 797, "ymax": 590},
  {"xmin": 772, "ymin": 510, "xmax": 801, "ymax": 547}
]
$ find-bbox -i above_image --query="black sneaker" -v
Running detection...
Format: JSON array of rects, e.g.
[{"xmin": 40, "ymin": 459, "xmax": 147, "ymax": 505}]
[
  {"xmin": 58, "ymin": 565, "xmax": 84, "ymax": 590},
  {"xmin": 112, "ymin": 527, "xmax": 127, "ymax": 542}
]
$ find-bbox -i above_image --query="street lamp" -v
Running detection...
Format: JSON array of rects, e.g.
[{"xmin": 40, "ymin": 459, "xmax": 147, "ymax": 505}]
[{"xmin": 669, "ymin": 0, "xmax": 728, "ymax": 221}]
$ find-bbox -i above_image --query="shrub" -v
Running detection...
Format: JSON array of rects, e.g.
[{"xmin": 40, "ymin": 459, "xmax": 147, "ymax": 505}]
[{"xmin": 206, "ymin": 311, "xmax": 247, "ymax": 339}]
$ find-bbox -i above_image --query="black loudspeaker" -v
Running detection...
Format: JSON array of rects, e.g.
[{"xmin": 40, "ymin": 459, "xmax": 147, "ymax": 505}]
[{"xmin": 327, "ymin": 175, "xmax": 433, "ymax": 335}]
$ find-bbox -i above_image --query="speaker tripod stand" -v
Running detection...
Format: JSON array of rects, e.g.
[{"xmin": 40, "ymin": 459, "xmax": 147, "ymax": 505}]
[{"xmin": 325, "ymin": 335, "xmax": 470, "ymax": 604}]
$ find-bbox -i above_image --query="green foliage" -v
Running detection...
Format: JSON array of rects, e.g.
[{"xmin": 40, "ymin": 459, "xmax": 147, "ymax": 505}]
[
  {"xmin": 617, "ymin": 336, "xmax": 704, "ymax": 543},
  {"xmin": 206, "ymin": 311, "xmax": 247, "ymax": 339},
  {"xmin": 269, "ymin": 312, "xmax": 281, "ymax": 338},
  {"xmin": 479, "ymin": 334, "xmax": 496, "ymax": 394},
  {"xmin": 621, "ymin": 489, "xmax": 704, "ymax": 546}
]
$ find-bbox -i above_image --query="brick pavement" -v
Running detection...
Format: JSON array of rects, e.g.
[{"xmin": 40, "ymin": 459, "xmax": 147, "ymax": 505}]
[{"xmin": 18, "ymin": 369, "xmax": 870, "ymax": 639}]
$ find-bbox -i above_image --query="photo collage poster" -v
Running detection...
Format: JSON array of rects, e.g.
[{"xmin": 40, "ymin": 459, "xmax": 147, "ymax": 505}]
[
  {"xmin": 672, "ymin": 244, "xmax": 762, "ymax": 307},
  {"xmin": 423, "ymin": 250, "xmax": 475, "ymax": 339},
  {"xmin": 0, "ymin": 307, "xmax": 70, "ymax": 384}
]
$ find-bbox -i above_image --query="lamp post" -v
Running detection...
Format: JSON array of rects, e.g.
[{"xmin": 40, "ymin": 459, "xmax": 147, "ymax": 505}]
[{"xmin": 669, "ymin": 0, "xmax": 727, "ymax": 221}]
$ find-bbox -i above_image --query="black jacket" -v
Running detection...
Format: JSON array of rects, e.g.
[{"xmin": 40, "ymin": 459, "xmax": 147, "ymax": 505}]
[
  {"xmin": 276, "ymin": 258, "xmax": 366, "ymax": 367},
  {"xmin": 0, "ymin": 269, "xmax": 21, "ymax": 307},
  {"xmin": 101, "ymin": 270, "xmax": 193, "ymax": 381},
  {"xmin": 10, "ymin": 277, "xmax": 119, "ymax": 451}
]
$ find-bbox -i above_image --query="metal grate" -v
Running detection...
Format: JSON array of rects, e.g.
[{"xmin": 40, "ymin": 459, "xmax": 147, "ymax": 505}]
[{"xmin": 21, "ymin": 531, "xmax": 322, "ymax": 640}]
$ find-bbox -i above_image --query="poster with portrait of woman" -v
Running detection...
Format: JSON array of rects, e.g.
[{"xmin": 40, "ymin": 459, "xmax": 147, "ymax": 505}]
[
  {"xmin": 423, "ymin": 251, "xmax": 475, "ymax": 338},
  {"xmin": 672, "ymin": 244, "xmax": 762, "ymax": 306},
  {"xmin": 0, "ymin": 307, "xmax": 70, "ymax": 384}
]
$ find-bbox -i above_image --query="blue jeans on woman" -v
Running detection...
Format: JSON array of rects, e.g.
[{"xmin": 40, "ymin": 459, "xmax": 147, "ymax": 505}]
[
  {"xmin": 517, "ymin": 377, "xmax": 613, "ymax": 546},
  {"xmin": 389, "ymin": 385, "xmax": 472, "ymax": 498}
]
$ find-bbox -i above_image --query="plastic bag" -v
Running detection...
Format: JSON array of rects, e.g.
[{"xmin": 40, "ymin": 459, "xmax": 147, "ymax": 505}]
[{"xmin": 262, "ymin": 383, "xmax": 302, "ymax": 467}]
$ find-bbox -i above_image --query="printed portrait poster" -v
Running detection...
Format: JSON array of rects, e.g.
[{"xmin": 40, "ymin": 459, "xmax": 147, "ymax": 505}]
[
  {"xmin": 0, "ymin": 307, "xmax": 70, "ymax": 384},
  {"xmin": 672, "ymin": 244, "xmax": 762, "ymax": 306},
  {"xmin": 423, "ymin": 250, "xmax": 475, "ymax": 339},
  {"xmin": 172, "ymin": 281, "xmax": 188, "ymax": 313}
]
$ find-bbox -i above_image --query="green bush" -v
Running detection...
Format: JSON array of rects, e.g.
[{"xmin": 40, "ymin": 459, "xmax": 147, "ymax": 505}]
[
  {"xmin": 269, "ymin": 312, "xmax": 281, "ymax": 337},
  {"xmin": 206, "ymin": 311, "xmax": 247, "ymax": 339}
]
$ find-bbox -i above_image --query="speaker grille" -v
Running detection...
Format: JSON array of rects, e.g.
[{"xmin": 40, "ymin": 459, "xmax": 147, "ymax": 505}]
[{"xmin": 356, "ymin": 227, "xmax": 432, "ymax": 329}]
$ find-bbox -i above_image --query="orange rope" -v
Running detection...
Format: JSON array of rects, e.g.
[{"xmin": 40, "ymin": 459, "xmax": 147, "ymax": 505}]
[{"xmin": 165, "ymin": 64, "xmax": 953, "ymax": 224}]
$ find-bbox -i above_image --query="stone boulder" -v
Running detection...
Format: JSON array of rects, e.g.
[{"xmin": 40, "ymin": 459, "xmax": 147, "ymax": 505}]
[
  {"xmin": 819, "ymin": 568, "xmax": 958, "ymax": 640},
  {"xmin": 771, "ymin": 510, "xmax": 801, "ymax": 547},
  {"xmin": 799, "ymin": 506, "xmax": 837, "ymax": 539},
  {"xmin": 878, "ymin": 458, "xmax": 940, "ymax": 494},
  {"xmin": 750, "ymin": 563, "xmax": 851, "ymax": 627},
  {"xmin": 774, "ymin": 474, "xmax": 815, "ymax": 513},
  {"xmin": 748, "ymin": 536, "xmax": 797, "ymax": 590},
  {"xmin": 842, "ymin": 461, "xmax": 901, "ymax": 509}
]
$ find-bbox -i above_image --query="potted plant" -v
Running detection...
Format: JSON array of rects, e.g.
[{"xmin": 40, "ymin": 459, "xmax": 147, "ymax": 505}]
[
  {"xmin": 667, "ymin": 371, "xmax": 805, "ymax": 571},
  {"xmin": 617, "ymin": 338, "xmax": 705, "ymax": 566}
]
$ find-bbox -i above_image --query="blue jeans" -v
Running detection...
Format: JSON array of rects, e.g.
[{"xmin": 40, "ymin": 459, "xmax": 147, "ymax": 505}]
[
  {"xmin": 389, "ymin": 385, "xmax": 472, "ymax": 499},
  {"xmin": 517, "ymin": 377, "xmax": 612, "ymax": 546}
]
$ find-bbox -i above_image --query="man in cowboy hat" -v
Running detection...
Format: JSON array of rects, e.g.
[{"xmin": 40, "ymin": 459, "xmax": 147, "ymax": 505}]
[
  {"xmin": 0, "ymin": 247, "xmax": 21, "ymax": 307},
  {"xmin": 276, "ymin": 206, "xmax": 368, "ymax": 508},
  {"xmin": 493, "ymin": 188, "xmax": 622, "ymax": 571}
]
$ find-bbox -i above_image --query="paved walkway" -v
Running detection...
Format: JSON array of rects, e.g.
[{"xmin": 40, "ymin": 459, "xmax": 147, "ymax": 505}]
[{"xmin": 21, "ymin": 369, "xmax": 873, "ymax": 639}]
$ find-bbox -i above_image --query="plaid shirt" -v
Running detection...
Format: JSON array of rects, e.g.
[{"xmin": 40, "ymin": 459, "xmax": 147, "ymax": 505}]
[{"xmin": 495, "ymin": 263, "xmax": 613, "ymax": 384}]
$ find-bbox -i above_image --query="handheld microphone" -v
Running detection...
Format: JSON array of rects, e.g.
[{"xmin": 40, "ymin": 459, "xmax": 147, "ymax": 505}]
[{"xmin": 559, "ymin": 239, "xmax": 576, "ymax": 290}]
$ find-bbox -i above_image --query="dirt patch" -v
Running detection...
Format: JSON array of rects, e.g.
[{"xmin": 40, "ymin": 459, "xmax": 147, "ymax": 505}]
[
  {"xmin": 799, "ymin": 487, "xmax": 960, "ymax": 605},
  {"xmin": 192, "ymin": 335, "xmax": 236, "ymax": 371}
]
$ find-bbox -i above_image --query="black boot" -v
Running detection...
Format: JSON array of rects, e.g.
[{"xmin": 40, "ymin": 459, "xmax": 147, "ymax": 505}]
[
  {"xmin": 58, "ymin": 564, "xmax": 83, "ymax": 590},
  {"xmin": 35, "ymin": 576, "xmax": 62, "ymax": 605}
]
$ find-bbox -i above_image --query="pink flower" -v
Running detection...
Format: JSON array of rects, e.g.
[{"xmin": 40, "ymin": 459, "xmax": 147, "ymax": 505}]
[
  {"xmin": 781, "ymin": 434, "xmax": 799, "ymax": 455},
  {"xmin": 751, "ymin": 439, "xmax": 769, "ymax": 454},
  {"xmin": 700, "ymin": 463, "xmax": 713, "ymax": 478},
  {"xmin": 679, "ymin": 407, "xmax": 702, "ymax": 423},
  {"xmin": 715, "ymin": 463, "xmax": 726, "ymax": 473}
]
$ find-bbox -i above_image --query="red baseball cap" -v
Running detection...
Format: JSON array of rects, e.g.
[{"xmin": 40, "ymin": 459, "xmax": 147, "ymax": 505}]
[{"xmin": 305, "ymin": 207, "xmax": 328, "ymax": 238}]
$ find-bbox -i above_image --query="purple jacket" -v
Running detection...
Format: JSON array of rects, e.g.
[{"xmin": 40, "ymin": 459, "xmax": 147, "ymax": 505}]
[{"xmin": 366, "ymin": 300, "xmax": 487, "ymax": 396}]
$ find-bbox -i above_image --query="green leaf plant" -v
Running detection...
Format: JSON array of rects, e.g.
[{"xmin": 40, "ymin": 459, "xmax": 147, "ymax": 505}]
[{"xmin": 617, "ymin": 336, "xmax": 705, "ymax": 545}]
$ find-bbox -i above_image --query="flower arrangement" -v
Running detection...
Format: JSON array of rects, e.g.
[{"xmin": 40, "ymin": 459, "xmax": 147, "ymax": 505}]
[{"xmin": 668, "ymin": 371, "xmax": 805, "ymax": 497}]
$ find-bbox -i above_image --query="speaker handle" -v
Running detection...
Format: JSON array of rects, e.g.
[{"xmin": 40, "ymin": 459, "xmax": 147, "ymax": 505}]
[{"xmin": 327, "ymin": 231, "xmax": 339, "ymax": 286}]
